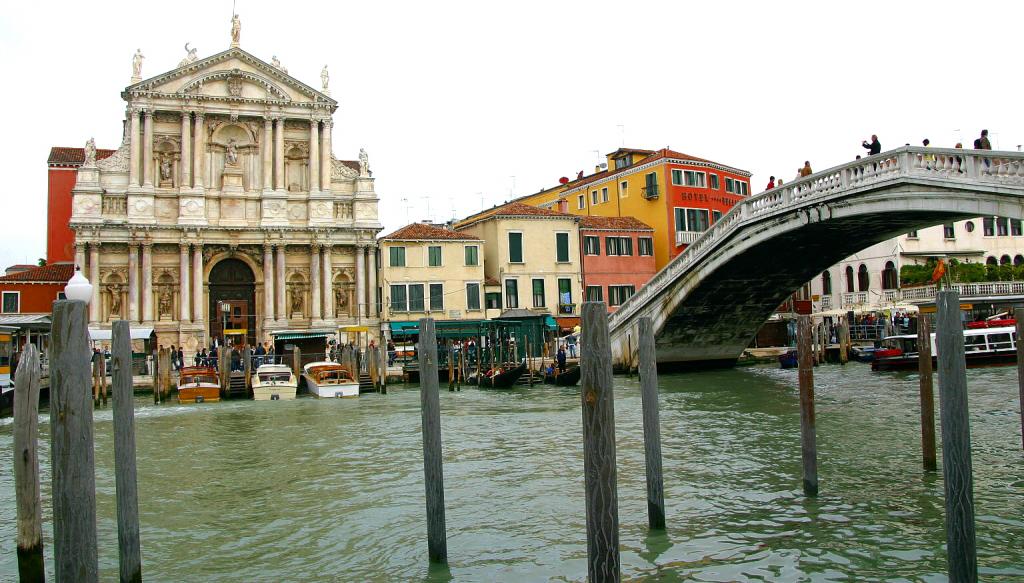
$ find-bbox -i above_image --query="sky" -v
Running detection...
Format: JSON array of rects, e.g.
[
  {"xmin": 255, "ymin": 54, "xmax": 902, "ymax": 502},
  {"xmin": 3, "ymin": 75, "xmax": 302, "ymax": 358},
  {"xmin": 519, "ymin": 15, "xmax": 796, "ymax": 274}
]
[{"xmin": 1, "ymin": 0, "xmax": 1022, "ymax": 269}]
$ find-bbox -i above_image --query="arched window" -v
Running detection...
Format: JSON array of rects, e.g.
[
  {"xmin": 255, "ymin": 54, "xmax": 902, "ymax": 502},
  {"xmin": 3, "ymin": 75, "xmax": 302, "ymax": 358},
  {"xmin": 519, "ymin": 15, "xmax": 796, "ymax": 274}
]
[
  {"xmin": 857, "ymin": 264, "xmax": 869, "ymax": 292},
  {"xmin": 822, "ymin": 271, "xmax": 832, "ymax": 295},
  {"xmin": 986, "ymin": 256, "xmax": 998, "ymax": 266},
  {"xmin": 845, "ymin": 266, "xmax": 855, "ymax": 293},
  {"xmin": 1000, "ymin": 255, "xmax": 1011, "ymax": 265},
  {"xmin": 1014, "ymin": 255, "xmax": 1024, "ymax": 266},
  {"xmin": 881, "ymin": 261, "xmax": 898, "ymax": 290}
]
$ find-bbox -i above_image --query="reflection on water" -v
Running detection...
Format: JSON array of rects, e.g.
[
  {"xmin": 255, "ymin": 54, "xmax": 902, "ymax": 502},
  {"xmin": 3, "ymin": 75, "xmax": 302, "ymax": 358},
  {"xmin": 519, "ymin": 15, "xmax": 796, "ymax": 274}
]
[{"xmin": 0, "ymin": 364, "xmax": 1021, "ymax": 581}]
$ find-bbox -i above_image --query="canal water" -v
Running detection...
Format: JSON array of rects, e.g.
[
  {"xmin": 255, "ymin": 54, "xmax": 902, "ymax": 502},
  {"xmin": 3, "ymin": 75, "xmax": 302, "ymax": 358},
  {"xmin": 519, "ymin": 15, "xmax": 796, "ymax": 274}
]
[{"xmin": 0, "ymin": 363, "xmax": 1021, "ymax": 581}]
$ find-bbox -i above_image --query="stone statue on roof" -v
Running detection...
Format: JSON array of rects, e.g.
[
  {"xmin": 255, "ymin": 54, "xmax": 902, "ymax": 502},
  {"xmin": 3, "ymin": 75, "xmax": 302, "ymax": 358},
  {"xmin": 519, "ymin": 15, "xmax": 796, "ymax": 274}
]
[
  {"xmin": 178, "ymin": 43, "xmax": 198, "ymax": 68},
  {"xmin": 83, "ymin": 138, "xmax": 97, "ymax": 167},
  {"xmin": 131, "ymin": 49, "xmax": 144, "ymax": 81},
  {"xmin": 321, "ymin": 65, "xmax": 329, "ymax": 94},
  {"xmin": 359, "ymin": 148, "xmax": 370, "ymax": 177},
  {"xmin": 230, "ymin": 14, "xmax": 241, "ymax": 47}
]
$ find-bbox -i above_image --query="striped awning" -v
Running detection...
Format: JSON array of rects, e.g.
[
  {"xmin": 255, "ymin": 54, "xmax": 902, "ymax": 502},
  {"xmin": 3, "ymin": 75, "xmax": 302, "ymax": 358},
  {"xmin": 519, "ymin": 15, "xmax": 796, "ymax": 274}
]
[{"xmin": 271, "ymin": 331, "xmax": 331, "ymax": 340}]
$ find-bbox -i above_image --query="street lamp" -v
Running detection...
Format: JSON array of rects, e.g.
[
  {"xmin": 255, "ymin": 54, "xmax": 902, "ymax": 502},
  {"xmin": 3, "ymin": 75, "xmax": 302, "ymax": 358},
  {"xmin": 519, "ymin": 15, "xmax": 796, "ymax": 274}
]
[{"xmin": 64, "ymin": 265, "xmax": 93, "ymax": 304}]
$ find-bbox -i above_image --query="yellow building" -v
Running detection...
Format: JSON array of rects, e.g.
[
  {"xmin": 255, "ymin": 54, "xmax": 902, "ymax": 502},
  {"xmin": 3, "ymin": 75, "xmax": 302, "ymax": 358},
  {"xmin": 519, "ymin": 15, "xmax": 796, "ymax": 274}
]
[
  {"xmin": 511, "ymin": 147, "xmax": 752, "ymax": 270},
  {"xmin": 378, "ymin": 222, "xmax": 486, "ymax": 325},
  {"xmin": 454, "ymin": 202, "xmax": 582, "ymax": 319}
]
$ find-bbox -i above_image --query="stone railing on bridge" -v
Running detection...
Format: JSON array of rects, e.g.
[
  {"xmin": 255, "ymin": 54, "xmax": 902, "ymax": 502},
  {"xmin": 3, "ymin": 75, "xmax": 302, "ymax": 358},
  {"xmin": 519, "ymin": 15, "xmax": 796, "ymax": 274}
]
[
  {"xmin": 898, "ymin": 281, "xmax": 1024, "ymax": 301},
  {"xmin": 608, "ymin": 146, "xmax": 1024, "ymax": 334}
]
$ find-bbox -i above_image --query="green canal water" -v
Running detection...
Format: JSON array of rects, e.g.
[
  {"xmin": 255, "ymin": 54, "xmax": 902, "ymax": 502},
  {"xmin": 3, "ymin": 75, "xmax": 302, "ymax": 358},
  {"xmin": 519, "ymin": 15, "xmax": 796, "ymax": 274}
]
[{"xmin": 0, "ymin": 363, "xmax": 1022, "ymax": 581}]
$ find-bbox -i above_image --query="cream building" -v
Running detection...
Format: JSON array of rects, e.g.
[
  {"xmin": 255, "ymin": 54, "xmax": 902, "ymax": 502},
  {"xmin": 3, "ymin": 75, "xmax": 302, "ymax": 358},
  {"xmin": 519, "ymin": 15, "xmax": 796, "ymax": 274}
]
[
  {"xmin": 378, "ymin": 223, "xmax": 485, "ymax": 324},
  {"xmin": 454, "ymin": 202, "xmax": 582, "ymax": 317},
  {"xmin": 70, "ymin": 28, "xmax": 382, "ymax": 354}
]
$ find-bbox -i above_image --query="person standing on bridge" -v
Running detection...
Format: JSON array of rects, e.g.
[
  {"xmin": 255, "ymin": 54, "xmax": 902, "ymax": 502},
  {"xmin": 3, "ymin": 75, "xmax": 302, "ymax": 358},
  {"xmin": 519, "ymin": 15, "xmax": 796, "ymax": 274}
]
[
  {"xmin": 799, "ymin": 161, "xmax": 813, "ymax": 177},
  {"xmin": 862, "ymin": 134, "xmax": 881, "ymax": 156},
  {"xmin": 974, "ymin": 129, "xmax": 992, "ymax": 150},
  {"xmin": 766, "ymin": 176, "xmax": 775, "ymax": 190}
]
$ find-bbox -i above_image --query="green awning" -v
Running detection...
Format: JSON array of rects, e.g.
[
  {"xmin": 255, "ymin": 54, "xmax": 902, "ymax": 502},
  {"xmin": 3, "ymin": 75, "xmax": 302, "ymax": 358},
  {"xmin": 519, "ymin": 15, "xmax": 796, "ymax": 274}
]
[
  {"xmin": 272, "ymin": 331, "xmax": 331, "ymax": 340},
  {"xmin": 389, "ymin": 322, "xmax": 419, "ymax": 335}
]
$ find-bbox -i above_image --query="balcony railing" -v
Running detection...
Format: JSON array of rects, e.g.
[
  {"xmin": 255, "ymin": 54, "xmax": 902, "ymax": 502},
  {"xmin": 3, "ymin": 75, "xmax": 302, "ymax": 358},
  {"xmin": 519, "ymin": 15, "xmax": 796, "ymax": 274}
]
[
  {"xmin": 558, "ymin": 303, "xmax": 576, "ymax": 315},
  {"xmin": 642, "ymin": 184, "xmax": 659, "ymax": 200},
  {"xmin": 102, "ymin": 195, "xmax": 127, "ymax": 216},
  {"xmin": 820, "ymin": 295, "xmax": 833, "ymax": 310},
  {"xmin": 674, "ymin": 231, "xmax": 703, "ymax": 246}
]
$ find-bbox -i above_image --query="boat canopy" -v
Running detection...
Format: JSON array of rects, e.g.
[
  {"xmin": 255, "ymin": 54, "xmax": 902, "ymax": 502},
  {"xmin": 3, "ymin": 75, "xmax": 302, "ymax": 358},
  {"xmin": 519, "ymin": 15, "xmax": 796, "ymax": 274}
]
[{"xmin": 88, "ymin": 327, "xmax": 154, "ymax": 340}]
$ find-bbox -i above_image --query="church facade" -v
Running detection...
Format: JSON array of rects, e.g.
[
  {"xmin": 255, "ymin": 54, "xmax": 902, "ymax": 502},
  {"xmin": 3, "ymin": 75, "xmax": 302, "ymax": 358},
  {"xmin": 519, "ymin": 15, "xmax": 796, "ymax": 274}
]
[{"xmin": 70, "ymin": 40, "xmax": 382, "ymax": 354}]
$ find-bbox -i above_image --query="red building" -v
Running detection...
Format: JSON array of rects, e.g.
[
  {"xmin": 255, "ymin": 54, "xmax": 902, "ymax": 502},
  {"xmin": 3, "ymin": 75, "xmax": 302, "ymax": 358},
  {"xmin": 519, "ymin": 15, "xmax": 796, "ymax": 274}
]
[
  {"xmin": 0, "ymin": 263, "xmax": 75, "ymax": 315},
  {"xmin": 579, "ymin": 215, "xmax": 657, "ymax": 313},
  {"xmin": 47, "ymin": 147, "xmax": 114, "ymax": 263}
]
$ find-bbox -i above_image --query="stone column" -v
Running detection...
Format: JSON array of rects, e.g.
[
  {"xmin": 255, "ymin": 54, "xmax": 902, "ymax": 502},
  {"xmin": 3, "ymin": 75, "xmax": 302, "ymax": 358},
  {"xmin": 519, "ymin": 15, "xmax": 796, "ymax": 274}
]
[
  {"xmin": 179, "ymin": 243, "xmax": 191, "ymax": 323},
  {"xmin": 262, "ymin": 118, "xmax": 273, "ymax": 190},
  {"xmin": 310, "ymin": 244, "xmax": 321, "ymax": 321},
  {"xmin": 263, "ymin": 243, "xmax": 275, "ymax": 322},
  {"xmin": 74, "ymin": 242, "xmax": 86, "ymax": 272},
  {"xmin": 367, "ymin": 246, "xmax": 378, "ymax": 318},
  {"xmin": 355, "ymin": 245, "xmax": 366, "ymax": 321},
  {"xmin": 192, "ymin": 244, "xmax": 204, "ymax": 323},
  {"xmin": 128, "ymin": 108, "xmax": 141, "ymax": 187},
  {"xmin": 142, "ymin": 110, "xmax": 154, "ymax": 187},
  {"xmin": 320, "ymin": 119, "xmax": 332, "ymax": 191},
  {"xmin": 322, "ymin": 244, "xmax": 334, "ymax": 319},
  {"xmin": 142, "ymin": 243, "xmax": 153, "ymax": 322},
  {"xmin": 128, "ymin": 244, "xmax": 139, "ymax": 322},
  {"xmin": 308, "ymin": 119, "xmax": 320, "ymax": 193},
  {"xmin": 180, "ymin": 111, "xmax": 192, "ymax": 188},
  {"xmin": 89, "ymin": 243, "xmax": 101, "ymax": 324},
  {"xmin": 194, "ymin": 112, "xmax": 205, "ymax": 189},
  {"xmin": 275, "ymin": 244, "xmax": 286, "ymax": 321},
  {"xmin": 274, "ymin": 117, "xmax": 285, "ymax": 191}
]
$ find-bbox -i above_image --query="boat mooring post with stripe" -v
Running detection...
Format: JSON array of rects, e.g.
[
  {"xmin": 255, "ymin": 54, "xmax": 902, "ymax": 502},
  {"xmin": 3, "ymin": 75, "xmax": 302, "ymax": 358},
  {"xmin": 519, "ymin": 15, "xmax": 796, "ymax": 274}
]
[
  {"xmin": 418, "ymin": 318, "xmax": 447, "ymax": 563},
  {"xmin": 935, "ymin": 290, "xmax": 977, "ymax": 582},
  {"xmin": 637, "ymin": 317, "xmax": 665, "ymax": 530}
]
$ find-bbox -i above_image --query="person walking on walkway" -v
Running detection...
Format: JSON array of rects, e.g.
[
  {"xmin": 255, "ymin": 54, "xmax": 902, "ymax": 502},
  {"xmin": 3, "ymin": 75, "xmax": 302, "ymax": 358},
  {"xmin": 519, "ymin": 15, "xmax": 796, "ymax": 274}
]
[
  {"xmin": 974, "ymin": 129, "xmax": 992, "ymax": 150},
  {"xmin": 862, "ymin": 134, "xmax": 881, "ymax": 156},
  {"xmin": 557, "ymin": 344, "xmax": 567, "ymax": 373},
  {"xmin": 766, "ymin": 176, "xmax": 775, "ymax": 190},
  {"xmin": 566, "ymin": 333, "xmax": 577, "ymax": 358},
  {"xmin": 177, "ymin": 346, "xmax": 184, "ymax": 371},
  {"xmin": 799, "ymin": 161, "xmax": 813, "ymax": 177}
]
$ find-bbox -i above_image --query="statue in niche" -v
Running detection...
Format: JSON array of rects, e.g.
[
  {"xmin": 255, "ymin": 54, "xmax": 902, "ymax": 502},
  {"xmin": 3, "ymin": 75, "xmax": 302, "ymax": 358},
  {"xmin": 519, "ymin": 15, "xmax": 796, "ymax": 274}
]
[
  {"xmin": 335, "ymin": 288, "xmax": 347, "ymax": 313},
  {"xmin": 321, "ymin": 65, "xmax": 329, "ymax": 93},
  {"xmin": 225, "ymin": 139, "xmax": 239, "ymax": 166},
  {"xmin": 358, "ymin": 148, "xmax": 370, "ymax": 177},
  {"xmin": 132, "ymin": 49, "xmax": 145, "ymax": 79},
  {"xmin": 159, "ymin": 289, "xmax": 172, "ymax": 318},
  {"xmin": 230, "ymin": 14, "xmax": 241, "ymax": 46},
  {"xmin": 108, "ymin": 285, "xmax": 122, "ymax": 318},
  {"xmin": 84, "ymin": 138, "xmax": 97, "ymax": 167},
  {"xmin": 159, "ymin": 155, "xmax": 173, "ymax": 182},
  {"xmin": 291, "ymin": 288, "xmax": 304, "ymax": 314}
]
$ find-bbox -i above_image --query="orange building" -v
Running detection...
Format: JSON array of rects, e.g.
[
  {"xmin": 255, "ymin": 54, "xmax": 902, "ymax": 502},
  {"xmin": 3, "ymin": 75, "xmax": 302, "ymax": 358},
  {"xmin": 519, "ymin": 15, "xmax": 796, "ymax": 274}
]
[
  {"xmin": 0, "ymin": 263, "xmax": 74, "ymax": 315},
  {"xmin": 47, "ymin": 146, "xmax": 114, "ymax": 263},
  {"xmin": 515, "ymin": 147, "xmax": 752, "ymax": 271}
]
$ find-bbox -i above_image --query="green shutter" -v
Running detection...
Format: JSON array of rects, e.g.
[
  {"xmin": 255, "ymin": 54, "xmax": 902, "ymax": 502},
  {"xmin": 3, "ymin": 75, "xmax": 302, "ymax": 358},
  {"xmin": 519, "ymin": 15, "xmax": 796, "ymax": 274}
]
[
  {"xmin": 509, "ymin": 232, "xmax": 523, "ymax": 263},
  {"xmin": 556, "ymin": 233, "xmax": 569, "ymax": 262}
]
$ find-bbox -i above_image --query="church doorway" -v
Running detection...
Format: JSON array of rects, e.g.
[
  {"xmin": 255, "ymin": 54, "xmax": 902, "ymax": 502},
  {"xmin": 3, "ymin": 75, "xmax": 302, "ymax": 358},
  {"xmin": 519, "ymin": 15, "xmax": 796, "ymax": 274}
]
[{"xmin": 209, "ymin": 258, "xmax": 257, "ymax": 347}]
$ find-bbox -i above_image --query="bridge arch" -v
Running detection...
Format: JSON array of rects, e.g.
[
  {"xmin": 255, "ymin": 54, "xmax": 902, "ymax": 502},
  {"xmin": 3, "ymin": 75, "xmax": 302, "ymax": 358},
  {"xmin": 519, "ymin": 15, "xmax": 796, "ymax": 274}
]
[{"xmin": 608, "ymin": 147, "xmax": 1024, "ymax": 370}]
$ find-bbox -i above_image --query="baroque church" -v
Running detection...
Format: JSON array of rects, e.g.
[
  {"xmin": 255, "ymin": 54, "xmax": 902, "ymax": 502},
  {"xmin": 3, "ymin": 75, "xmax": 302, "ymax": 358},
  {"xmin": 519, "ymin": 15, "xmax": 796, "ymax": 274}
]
[{"xmin": 70, "ymin": 22, "xmax": 382, "ymax": 353}]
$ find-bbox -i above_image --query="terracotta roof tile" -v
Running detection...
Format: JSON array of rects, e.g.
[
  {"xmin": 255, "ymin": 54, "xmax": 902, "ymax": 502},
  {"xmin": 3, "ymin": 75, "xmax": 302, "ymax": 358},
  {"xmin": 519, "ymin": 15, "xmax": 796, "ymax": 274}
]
[
  {"xmin": 567, "ymin": 148, "xmax": 747, "ymax": 190},
  {"xmin": 381, "ymin": 222, "xmax": 481, "ymax": 241},
  {"xmin": 338, "ymin": 160, "xmax": 359, "ymax": 172},
  {"xmin": 579, "ymin": 215, "xmax": 654, "ymax": 231},
  {"xmin": 0, "ymin": 263, "xmax": 75, "ymax": 283},
  {"xmin": 456, "ymin": 201, "xmax": 577, "ymax": 229},
  {"xmin": 48, "ymin": 147, "xmax": 116, "ymax": 166}
]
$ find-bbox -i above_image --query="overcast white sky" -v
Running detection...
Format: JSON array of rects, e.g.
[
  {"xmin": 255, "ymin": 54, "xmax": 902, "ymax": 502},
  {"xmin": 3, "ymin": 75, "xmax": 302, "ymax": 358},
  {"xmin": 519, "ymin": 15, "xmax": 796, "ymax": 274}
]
[{"xmin": 2, "ymin": 1, "xmax": 1022, "ymax": 268}]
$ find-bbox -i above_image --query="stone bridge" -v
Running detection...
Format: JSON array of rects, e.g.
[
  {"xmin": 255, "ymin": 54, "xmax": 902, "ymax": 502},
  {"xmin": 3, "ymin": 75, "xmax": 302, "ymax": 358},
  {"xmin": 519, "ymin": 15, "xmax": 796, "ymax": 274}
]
[{"xmin": 607, "ymin": 146, "xmax": 1024, "ymax": 370}]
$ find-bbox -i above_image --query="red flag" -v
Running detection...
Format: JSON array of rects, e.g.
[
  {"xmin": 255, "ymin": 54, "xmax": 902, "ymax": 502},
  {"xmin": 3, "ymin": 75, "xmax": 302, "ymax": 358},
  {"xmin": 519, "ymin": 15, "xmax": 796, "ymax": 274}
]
[{"xmin": 931, "ymin": 259, "xmax": 946, "ymax": 283}]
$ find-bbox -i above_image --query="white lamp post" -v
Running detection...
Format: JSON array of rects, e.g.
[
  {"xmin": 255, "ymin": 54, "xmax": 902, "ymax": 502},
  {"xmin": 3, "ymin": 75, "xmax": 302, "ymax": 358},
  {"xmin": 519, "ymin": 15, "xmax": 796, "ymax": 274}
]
[{"xmin": 64, "ymin": 265, "xmax": 93, "ymax": 304}]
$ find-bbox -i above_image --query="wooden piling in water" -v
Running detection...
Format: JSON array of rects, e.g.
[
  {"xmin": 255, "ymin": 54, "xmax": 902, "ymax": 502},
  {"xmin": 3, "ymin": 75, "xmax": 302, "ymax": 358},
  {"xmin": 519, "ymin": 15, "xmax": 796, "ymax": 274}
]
[
  {"xmin": 158, "ymin": 348, "xmax": 171, "ymax": 402},
  {"xmin": 448, "ymin": 341, "xmax": 455, "ymax": 392},
  {"xmin": 580, "ymin": 302, "xmax": 621, "ymax": 582},
  {"xmin": 797, "ymin": 315, "xmax": 819, "ymax": 497},
  {"xmin": 49, "ymin": 300, "xmax": 99, "ymax": 582},
  {"xmin": 917, "ymin": 316, "xmax": 937, "ymax": 471},
  {"xmin": 838, "ymin": 319, "xmax": 849, "ymax": 365},
  {"xmin": 92, "ymin": 351, "xmax": 102, "ymax": 406},
  {"xmin": 935, "ymin": 290, "xmax": 977, "ymax": 582},
  {"xmin": 380, "ymin": 344, "xmax": 388, "ymax": 394},
  {"xmin": 637, "ymin": 317, "xmax": 665, "ymax": 530},
  {"xmin": 219, "ymin": 345, "xmax": 230, "ymax": 398},
  {"xmin": 1017, "ymin": 319, "xmax": 1024, "ymax": 450},
  {"xmin": 111, "ymin": 321, "xmax": 142, "ymax": 583},
  {"xmin": 13, "ymin": 344, "xmax": 45, "ymax": 583},
  {"xmin": 99, "ymin": 354, "xmax": 108, "ymax": 405},
  {"xmin": 418, "ymin": 318, "xmax": 447, "ymax": 563}
]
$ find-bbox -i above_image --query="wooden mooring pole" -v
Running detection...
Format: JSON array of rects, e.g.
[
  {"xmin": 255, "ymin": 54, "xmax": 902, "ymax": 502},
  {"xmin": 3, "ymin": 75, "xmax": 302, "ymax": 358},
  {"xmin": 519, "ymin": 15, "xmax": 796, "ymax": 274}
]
[
  {"xmin": 796, "ymin": 315, "xmax": 819, "ymax": 497},
  {"xmin": 935, "ymin": 290, "xmax": 977, "ymax": 582},
  {"xmin": 50, "ymin": 300, "xmax": 99, "ymax": 582},
  {"xmin": 13, "ymin": 344, "xmax": 45, "ymax": 582},
  {"xmin": 111, "ymin": 321, "xmax": 143, "ymax": 583},
  {"xmin": 637, "ymin": 317, "xmax": 665, "ymax": 530},
  {"xmin": 838, "ymin": 319, "xmax": 849, "ymax": 365},
  {"xmin": 580, "ymin": 302, "xmax": 620, "ymax": 582},
  {"xmin": 418, "ymin": 318, "xmax": 447, "ymax": 562},
  {"xmin": 1017, "ymin": 318, "xmax": 1024, "ymax": 450},
  {"xmin": 917, "ymin": 316, "xmax": 937, "ymax": 471}
]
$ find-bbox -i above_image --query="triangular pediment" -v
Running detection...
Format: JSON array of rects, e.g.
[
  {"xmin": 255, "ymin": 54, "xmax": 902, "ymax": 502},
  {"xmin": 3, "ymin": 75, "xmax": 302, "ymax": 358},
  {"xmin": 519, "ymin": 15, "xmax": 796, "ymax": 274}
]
[{"xmin": 123, "ymin": 47, "xmax": 336, "ymax": 108}]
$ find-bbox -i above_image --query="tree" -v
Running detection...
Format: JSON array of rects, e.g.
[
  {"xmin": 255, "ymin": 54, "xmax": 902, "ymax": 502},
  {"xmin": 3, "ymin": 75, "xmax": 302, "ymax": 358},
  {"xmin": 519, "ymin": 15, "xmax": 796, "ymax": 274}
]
[{"xmin": 37, "ymin": 258, "xmax": 46, "ymax": 267}]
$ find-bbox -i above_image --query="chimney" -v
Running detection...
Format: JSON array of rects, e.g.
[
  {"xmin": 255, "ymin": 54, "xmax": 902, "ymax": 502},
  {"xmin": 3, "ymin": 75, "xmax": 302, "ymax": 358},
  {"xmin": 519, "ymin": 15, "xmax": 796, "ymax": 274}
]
[{"xmin": 557, "ymin": 198, "xmax": 568, "ymax": 213}]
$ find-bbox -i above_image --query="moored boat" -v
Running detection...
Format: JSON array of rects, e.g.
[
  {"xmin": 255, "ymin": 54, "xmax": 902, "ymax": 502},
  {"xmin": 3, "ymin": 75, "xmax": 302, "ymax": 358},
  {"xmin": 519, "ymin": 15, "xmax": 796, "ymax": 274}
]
[
  {"xmin": 478, "ymin": 361, "xmax": 527, "ymax": 389},
  {"xmin": 778, "ymin": 349, "xmax": 798, "ymax": 369},
  {"xmin": 251, "ymin": 363, "xmax": 298, "ymax": 401},
  {"xmin": 543, "ymin": 365, "xmax": 580, "ymax": 386},
  {"xmin": 302, "ymin": 362, "xmax": 359, "ymax": 398},
  {"xmin": 872, "ymin": 323, "xmax": 1017, "ymax": 371},
  {"xmin": 177, "ymin": 366, "xmax": 221, "ymax": 403}
]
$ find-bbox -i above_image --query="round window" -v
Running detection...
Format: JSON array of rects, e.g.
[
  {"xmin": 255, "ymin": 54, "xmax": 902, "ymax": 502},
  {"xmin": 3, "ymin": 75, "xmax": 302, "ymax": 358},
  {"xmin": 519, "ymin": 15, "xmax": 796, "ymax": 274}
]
[{"xmin": 965, "ymin": 221, "xmax": 975, "ymax": 232}]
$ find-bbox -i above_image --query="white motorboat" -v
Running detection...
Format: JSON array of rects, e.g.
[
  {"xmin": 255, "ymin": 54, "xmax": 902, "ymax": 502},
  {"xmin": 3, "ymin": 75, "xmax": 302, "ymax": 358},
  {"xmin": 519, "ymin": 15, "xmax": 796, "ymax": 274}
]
[
  {"xmin": 302, "ymin": 362, "xmax": 359, "ymax": 398},
  {"xmin": 251, "ymin": 363, "xmax": 298, "ymax": 401}
]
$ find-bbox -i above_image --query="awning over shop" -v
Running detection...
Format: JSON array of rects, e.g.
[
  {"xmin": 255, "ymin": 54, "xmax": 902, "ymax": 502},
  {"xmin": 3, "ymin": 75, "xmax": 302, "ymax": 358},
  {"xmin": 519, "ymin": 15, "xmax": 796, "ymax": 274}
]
[
  {"xmin": 271, "ymin": 331, "xmax": 332, "ymax": 341},
  {"xmin": 389, "ymin": 321, "xmax": 419, "ymax": 335},
  {"xmin": 0, "ymin": 314, "xmax": 52, "ymax": 330},
  {"xmin": 339, "ymin": 326, "xmax": 369, "ymax": 332},
  {"xmin": 87, "ymin": 327, "xmax": 154, "ymax": 340}
]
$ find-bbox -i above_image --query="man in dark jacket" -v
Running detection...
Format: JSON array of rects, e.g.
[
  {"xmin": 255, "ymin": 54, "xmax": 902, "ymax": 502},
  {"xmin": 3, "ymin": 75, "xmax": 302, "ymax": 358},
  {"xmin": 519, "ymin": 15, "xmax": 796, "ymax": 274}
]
[
  {"xmin": 862, "ymin": 135, "xmax": 881, "ymax": 156},
  {"xmin": 556, "ymin": 345, "xmax": 567, "ymax": 372}
]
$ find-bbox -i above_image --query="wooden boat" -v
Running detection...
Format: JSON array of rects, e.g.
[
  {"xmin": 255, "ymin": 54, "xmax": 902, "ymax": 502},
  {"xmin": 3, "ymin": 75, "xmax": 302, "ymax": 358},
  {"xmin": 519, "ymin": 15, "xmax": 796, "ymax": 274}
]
[
  {"xmin": 177, "ymin": 366, "xmax": 221, "ymax": 404},
  {"xmin": 850, "ymin": 345, "xmax": 880, "ymax": 363},
  {"xmin": 251, "ymin": 363, "xmax": 298, "ymax": 401},
  {"xmin": 543, "ymin": 365, "xmax": 581, "ymax": 386},
  {"xmin": 777, "ymin": 349, "xmax": 798, "ymax": 369},
  {"xmin": 302, "ymin": 362, "xmax": 359, "ymax": 398},
  {"xmin": 872, "ymin": 324, "xmax": 1017, "ymax": 371},
  {"xmin": 478, "ymin": 361, "xmax": 527, "ymax": 389}
]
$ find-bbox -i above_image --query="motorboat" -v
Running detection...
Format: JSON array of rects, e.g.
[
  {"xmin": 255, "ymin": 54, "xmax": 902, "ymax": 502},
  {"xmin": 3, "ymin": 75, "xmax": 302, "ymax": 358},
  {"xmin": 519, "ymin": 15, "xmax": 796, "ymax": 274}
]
[
  {"xmin": 177, "ymin": 366, "xmax": 221, "ymax": 403},
  {"xmin": 302, "ymin": 362, "xmax": 359, "ymax": 398},
  {"xmin": 251, "ymin": 363, "xmax": 298, "ymax": 401},
  {"xmin": 872, "ymin": 323, "xmax": 1017, "ymax": 371}
]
